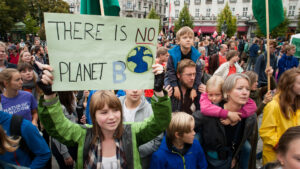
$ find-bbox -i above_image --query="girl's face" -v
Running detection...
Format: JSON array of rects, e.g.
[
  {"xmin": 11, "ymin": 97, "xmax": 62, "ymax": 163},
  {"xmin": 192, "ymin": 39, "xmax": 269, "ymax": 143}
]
[
  {"xmin": 0, "ymin": 46, "xmax": 6, "ymax": 61},
  {"xmin": 20, "ymin": 68, "xmax": 34, "ymax": 82},
  {"xmin": 207, "ymin": 87, "xmax": 223, "ymax": 104},
  {"xmin": 227, "ymin": 78, "xmax": 250, "ymax": 105},
  {"xmin": 231, "ymin": 55, "xmax": 239, "ymax": 62},
  {"xmin": 95, "ymin": 104, "xmax": 121, "ymax": 135},
  {"xmin": 277, "ymin": 138, "xmax": 300, "ymax": 169},
  {"xmin": 21, "ymin": 52, "xmax": 32, "ymax": 63},
  {"xmin": 8, "ymin": 72, "xmax": 23, "ymax": 90},
  {"xmin": 251, "ymin": 77, "xmax": 258, "ymax": 91},
  {"xmin": 293, "ymin": 75, "xmax": 300, "ymax": 96}
]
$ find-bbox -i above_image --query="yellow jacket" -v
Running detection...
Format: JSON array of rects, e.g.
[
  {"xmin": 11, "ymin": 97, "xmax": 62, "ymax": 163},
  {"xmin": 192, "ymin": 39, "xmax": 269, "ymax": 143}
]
[{"xmin": 259, "ymin": 95, "xmax": 300, "ymax": 165}]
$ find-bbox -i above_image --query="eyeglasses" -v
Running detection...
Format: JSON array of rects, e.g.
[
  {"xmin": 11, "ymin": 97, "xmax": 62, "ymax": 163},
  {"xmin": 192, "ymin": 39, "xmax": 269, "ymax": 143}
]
[{"xmin": 182, "ymin": 73, "xmax": 196, "ymax": 77}]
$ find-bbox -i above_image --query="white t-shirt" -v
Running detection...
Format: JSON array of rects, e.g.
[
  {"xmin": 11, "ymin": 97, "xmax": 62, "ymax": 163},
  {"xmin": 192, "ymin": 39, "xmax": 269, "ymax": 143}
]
[
  {"xmin": 101, "ymin": 156, "xmax": 119, "ymax": 169},
  {"xmin": 123, "ymin": 104, "xmax": 139, "ymax": 122}
]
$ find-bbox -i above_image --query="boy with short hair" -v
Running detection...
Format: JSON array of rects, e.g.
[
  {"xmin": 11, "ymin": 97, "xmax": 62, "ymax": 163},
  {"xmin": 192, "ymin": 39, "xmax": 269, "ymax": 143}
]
[
  {"xmin": 166, "ymin": 26, "xmax": 201, "ymax": 101},
  {"xmin": 149, "ymin": 112, "xmax": 207, "ymax": 169},
  {"xmin": 277, "ymin": 44, "xmax": 299, "ymax": 80},
  {"xmin": 156, "ymin": 47, "xmax": 169, "ymax": 67}
]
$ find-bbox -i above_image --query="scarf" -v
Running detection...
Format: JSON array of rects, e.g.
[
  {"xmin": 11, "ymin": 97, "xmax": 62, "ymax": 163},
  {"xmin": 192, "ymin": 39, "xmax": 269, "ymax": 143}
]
[{"xmin": 84, "ymin": 138, "xmax": 127, "ymax": 169}]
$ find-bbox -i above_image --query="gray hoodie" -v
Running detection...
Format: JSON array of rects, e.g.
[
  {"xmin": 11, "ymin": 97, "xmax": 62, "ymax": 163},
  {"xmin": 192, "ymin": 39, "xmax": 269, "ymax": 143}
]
[{"xmin": 119, "ymin": 95, "xmax": 163, "ymax": 169}]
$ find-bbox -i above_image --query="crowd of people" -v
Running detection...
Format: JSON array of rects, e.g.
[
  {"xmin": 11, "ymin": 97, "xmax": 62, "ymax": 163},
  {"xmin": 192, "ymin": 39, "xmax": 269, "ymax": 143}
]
[{"xmin": 0, "ymin": 26, "xmax": 299, "ymax": 169}]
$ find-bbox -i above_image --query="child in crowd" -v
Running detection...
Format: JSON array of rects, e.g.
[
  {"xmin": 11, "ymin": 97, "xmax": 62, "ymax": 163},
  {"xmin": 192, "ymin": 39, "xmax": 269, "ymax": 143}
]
[
  {"xmin": 198, "ymin": 75, "xmax": 257, "ymax": 169},
  {"xmin": 17, "ymin": 63, "xmax": 40, "ymax": 100},
  {"xmin": 166, "ymin": 26, "xmax": 201, "ymax": 101},
  {"xmin": 149, "ymin": 112, "xmax": 207, "ymax": 169},
  {"xmin": 155, "ymin": 47, "xmax": 169, "ymax": 68},
  {"xmin": 200, "ymin": 75, "xmax": 257, "ymax": 123},
  {"xmin": 277, "ymin": 44, "xmax": 299, "ymax": 80}
]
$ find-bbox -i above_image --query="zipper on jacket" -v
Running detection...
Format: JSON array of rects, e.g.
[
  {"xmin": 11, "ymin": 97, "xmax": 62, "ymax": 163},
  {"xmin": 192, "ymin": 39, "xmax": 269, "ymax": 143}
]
[{"xmin": 172, "ymin": 150, "xmax": 186, "ymax": 169}]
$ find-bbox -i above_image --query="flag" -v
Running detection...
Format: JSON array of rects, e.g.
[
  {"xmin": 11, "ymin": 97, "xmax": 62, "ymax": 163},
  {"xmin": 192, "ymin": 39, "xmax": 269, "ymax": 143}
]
[
  {"xmin": 212, "ymin": 31, "xmax": 218, "ymax": 38},
  {"xmin": 197, "ymin": 29, "xmax": 201, "ymax": 36},
  {"xmin": 252, "ymin": 0, "xmax": 284, "ymax": 36},
  {"xmin": 81, "ymin": 0, "xmax": 120, "ymax": 16}
]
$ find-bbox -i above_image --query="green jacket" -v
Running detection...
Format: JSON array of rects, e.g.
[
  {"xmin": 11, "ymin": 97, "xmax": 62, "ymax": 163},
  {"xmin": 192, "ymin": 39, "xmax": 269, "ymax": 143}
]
[{"xmin": 38, "ymin": 94, "xmax": 171, "ymax": 169}]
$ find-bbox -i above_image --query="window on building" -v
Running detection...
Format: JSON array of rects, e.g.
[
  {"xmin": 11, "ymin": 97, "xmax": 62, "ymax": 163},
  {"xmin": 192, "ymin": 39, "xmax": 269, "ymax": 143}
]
[
  {"xmin": 138, "ymin": 2, "xmax": 141, "ymax": 10},
  {"xmin": 206, "ymin": 8, "xmax": 211, "ymax": 17},
  {"xmin": 217, "ymin": 0, "xmax": 224, "ymax": 3},
  {"xmin": 149, "ymin": 4, "xmax": 151, "ymax": 10},
  {"xmin": 175, "ymin": 9, "xmax": 179, "ymax": 18},
  {"xmin": 174, "ymin": 0, "xmax": 180, "ymax": 6},
  {"xmin": 194, "ymin": 0, "xmax": 200, "ymax": 4},
  {"xmin": 127, "ymin": 1, "xmax": 132, "ymax": 9},
  {"xmin": 195, "ymin": 8, "xmax": 200, "ymax": 17},
  {"xmin": 230, "ymin": 0, "xmax": 237, "ymax": 2},
  {"xmin": 243, "ymin": 7, "xmax": 248, "ymax": 17},
  {"xmin": 231, "ymin": 7, "xmax": 235, "ymax": 14},
  {"xmin": 206, "ymin": 0, "xmax": 212, "ymax": 4},
  {"xmin": 159, "ymin": 6, "xmax": 162, "ymax": 13},
  {"xmin": 138, "ymin": 14, "xmax": 141, "ymax": 18},
  {"xmin": 243, "ymin": 0, "xmax": 250, "ymax": 2},
  {"xmin": 288, "ymin": 5, "xmax": 296, "ymax": 16},
  {"xmin": 184, "ymin": 0, "xmax": 190, "ymax": 5}
]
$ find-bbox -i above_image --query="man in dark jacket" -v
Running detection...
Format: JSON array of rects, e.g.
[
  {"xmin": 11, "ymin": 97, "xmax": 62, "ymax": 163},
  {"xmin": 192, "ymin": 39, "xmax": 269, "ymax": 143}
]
[
  {"xmin": 208, "ymin": 44, "xmax": 228, "ymax": 75},
  {"xmin": 247, "ymin": 38, "xmax": 259, "ymax": 71},
  {"xmin": 254, "ymin": 40, "xmax": 277, "ymax": 87}
]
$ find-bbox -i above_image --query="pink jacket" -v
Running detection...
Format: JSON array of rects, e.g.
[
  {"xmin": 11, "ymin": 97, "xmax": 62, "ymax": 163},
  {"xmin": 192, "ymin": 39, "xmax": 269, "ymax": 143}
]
[{"xmin": 200, "ymin": 92, "xmax": 257, "ymax": 118}]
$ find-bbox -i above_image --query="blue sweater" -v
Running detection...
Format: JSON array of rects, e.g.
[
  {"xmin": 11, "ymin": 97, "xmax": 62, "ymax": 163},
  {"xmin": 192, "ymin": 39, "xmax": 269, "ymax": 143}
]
[
  {"xmin": 277, "ymin": 53, "xmax": 299, "ymax": 79},
  {"xmin": 249, "ymin": 44, "xmax": 259, "ymax": 58},
  {"xmin": 0, "ymin": 112, "xmax": 51, "ymax": 169},
  {"xmin": 149, "ymin": 136, "xmax": 207, "ymax": 169}
]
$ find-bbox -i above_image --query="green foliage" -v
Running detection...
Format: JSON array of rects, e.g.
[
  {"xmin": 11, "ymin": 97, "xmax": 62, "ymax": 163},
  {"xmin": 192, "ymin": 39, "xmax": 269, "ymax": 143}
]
[
  {"xmin": 174, "ymin": 4, "xmax": 194, "ymax": 33},
  {"xmin": 216, "ymin": 2, "xmax": 237, "ymax": 37},
  {"xmin": 147, "ymin": 8, "xmax": 162, "ymax": 33},
  {"xmin": 26, "ymin": 0, "xmax": 70, "ymax": 25},
  {"xmin": 0, "ymin": 0, "xmax": 27, "ymax": 33},
  {"xmin": 255, "ymin": 9, "xmax": 290, "ymax": 38},
  {"xmin": 24, "ymin": 13, "xmax": 39, "ymax": 34}
]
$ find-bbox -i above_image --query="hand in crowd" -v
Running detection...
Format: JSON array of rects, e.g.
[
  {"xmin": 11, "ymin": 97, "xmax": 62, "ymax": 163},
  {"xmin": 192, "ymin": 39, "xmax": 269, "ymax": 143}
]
[
  {"xmin": 190, "ymin": 89, "xmax": 197, "ymax": 101},
  {"xmin": 174, "ymin": 86, "xmax": 181, "ymax": 100},
  {"xmin": 64, "ymin": 156, "xmax": 74, "ymax": 166},
  {"xmin": 220, "ymin": 118, "xmax": 231, "ymax": 126},
  {"xmin": 80, "ymin": 114, "xmax": 87, "ymax": 124},
  {"xmin": 163, "ymin": 85, "xmax": 173, "ymax": 97},
  {"xmin": 263, "ymin": 91, "xmax": 273, "ymax": 104},
  {"xmin": 227, "ymin": 111, "xmax": 241, "ymax": 123},
  {"xmin": 152, "ymin": 64, "xmax": 164, "ymax": 97},
  {"xmin": 198, "ymin": 84, "xmax": 206, "ymax": 93},
  {"xmin": 231, "ymin": 158, "xmax": 236, "ymax": 169},
  {"xmin": 265, "ymin": 67, "xmax": 274, "ymax": 76}
]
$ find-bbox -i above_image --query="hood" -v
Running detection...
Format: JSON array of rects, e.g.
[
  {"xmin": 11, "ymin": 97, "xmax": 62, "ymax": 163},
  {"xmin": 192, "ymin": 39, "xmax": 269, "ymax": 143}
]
[{"xmin": 119, "ymin": 94, "xmax": 148, "ymax": 112}]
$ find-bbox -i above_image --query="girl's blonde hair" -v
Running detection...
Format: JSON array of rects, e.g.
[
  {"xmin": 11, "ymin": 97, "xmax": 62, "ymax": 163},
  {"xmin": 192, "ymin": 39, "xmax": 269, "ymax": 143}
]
[
  {"xmin": 206, "ymin": 75, "xmax": 224, "ymax": 93},
  {"xmin": 18, "ymin": 51, "xmax": 33, "ymax": 65},
  {"xmin": 0, "ymin": 125, "xmax": 20, "ymax": 154},
  {"xmin": 89, "ymin": 90, "xmax": 123, "ymax": 143},
  {"xmin": 0, "ymin": 68, "xmax": 19, "ymax": 89},
  {"xmin": 166, "ymin": 112, "xmax": 194, "ymax": 142}
]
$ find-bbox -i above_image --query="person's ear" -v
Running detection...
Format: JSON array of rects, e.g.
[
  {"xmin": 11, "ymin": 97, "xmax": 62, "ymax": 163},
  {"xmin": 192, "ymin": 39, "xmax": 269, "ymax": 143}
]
[
  {"xmin": 277, "ymin": 153, "xmax": 285, "ymax": 166},
  {"xmin": 174, "ymin": 132, "xmax": 180, "ymax": 139},
  {"xmin": 3, "ymin": 81, "xmax": 9, "ymax": 88}
]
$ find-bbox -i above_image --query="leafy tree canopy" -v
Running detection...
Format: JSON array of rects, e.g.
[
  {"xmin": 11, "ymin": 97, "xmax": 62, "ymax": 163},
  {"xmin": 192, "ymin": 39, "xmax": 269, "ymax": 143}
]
[
  {"xmin": 216, "ymin": 2, "xmax": 237, "ymax": 38},
  {"xmin": 174, "ymin": 4, "xmax": 194, "ymax": 33}
]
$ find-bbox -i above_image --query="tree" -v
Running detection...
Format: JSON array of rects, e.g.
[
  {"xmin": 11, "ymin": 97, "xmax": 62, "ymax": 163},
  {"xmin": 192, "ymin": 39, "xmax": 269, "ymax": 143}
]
[
  {"xmin": 24, "ymin": 13, "xmax": 39, "ymax": 35},
  {"xmin": 174, "ymin": 4, "xmax": 193, "ymax": 33},
  {"xmin": 216, "ymin": 2, "xmax": 237, "ymax": 38},
  {"xmin": 255, "ymin": 9, "xmax": 290, "ymax": 38},
  {"xmin": 296, "ymin": 10, "xmax": 300, "ymax": 33},
  {"xmin": 147, "ymin": 8, "xmax": 162, "ymax": 33},
  {"xmin": 26, "ymin": 0, "xmax": 70, "ymax": 26},
  {"xmin": 0, "ymin": 0, "xmax": 27, "ymax": 36}
]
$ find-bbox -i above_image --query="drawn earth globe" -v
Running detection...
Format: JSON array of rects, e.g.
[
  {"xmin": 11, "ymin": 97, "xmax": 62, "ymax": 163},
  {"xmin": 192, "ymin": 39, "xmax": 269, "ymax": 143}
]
[{"xmin": 127, "ymin": 46, "xmax": 153, "ymax": 73}]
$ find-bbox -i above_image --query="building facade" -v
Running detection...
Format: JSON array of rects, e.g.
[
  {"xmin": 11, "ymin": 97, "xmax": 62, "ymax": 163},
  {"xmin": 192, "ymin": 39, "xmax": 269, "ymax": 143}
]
[
  {"xmin": 64, "ymin": 0, "xmax": 81, "ymax": 14},
  {"xmin": 165, "ymin": 0, "xmax": 299, "ymax": 37}
]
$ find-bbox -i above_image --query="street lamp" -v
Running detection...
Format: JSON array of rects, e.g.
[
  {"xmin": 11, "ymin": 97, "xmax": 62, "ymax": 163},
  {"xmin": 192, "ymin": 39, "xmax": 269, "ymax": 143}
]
[
  {"xmin": 69, "ymin": 3, "xmax": 75, "ymax": 13},
  {"xmin": 144, "ymin": 6, "xmax": 148, "ymax": 18}
]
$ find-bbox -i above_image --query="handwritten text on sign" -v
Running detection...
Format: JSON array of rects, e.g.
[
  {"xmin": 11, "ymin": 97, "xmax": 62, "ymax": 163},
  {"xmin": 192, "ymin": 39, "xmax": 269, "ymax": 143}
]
[{"xmin": 44, "ymin": 13, "xmax": 158, "ymax": 91}]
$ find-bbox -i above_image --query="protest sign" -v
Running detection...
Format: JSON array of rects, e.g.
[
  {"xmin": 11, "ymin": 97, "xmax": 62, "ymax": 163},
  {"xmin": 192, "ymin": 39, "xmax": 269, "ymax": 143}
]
[
  {"xmin": 44, "ymin": 13, "xmax": 159, "ymax": 91},
  {"xmin": 291, "ymin": 34, "xmax": 300, "ymax": 58}
]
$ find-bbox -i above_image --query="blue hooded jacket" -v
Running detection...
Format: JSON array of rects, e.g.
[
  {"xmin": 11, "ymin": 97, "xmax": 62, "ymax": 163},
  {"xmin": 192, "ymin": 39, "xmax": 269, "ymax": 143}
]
[
  {"xmin": 0, "ymin": 112, "xmax": 51, "ymax": 169},
  {"xmin": 277, "ymin": 53, "xmax": 299, "ymax": 79},
  {"xmin": 149, "ymin": 136, "xmax": 207, "ymax": 169}
]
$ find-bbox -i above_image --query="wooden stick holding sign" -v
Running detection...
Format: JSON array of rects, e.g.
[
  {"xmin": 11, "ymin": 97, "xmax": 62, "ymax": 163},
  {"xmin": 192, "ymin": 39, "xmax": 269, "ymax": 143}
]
[
  {"xmin": 99, "ymin": 0, "xmax": 105, "ymax": 16},
  {"xmin": 265, "ymin": 0, "xmax": 270, "ymax": 91}
]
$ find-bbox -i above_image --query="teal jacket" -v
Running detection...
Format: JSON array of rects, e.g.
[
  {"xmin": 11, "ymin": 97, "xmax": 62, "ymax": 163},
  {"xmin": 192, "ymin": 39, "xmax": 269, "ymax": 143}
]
[{"xmin": 38, "ymin": 93, "xmax": 171, "ymax": 169}]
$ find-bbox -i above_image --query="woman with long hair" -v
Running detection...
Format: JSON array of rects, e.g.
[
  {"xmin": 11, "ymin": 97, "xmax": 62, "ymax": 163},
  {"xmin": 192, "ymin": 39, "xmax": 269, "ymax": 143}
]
[
  {"xmin": 259, "ymin": 68, "xmax": 300, "ymax": 165},
  {"xmin": 0, "ymin": 68, "xmax": 38, "ymax": 127},
  {"xmin": 37, "ymin": 64, "xmax": 171, "ymax": 169}
]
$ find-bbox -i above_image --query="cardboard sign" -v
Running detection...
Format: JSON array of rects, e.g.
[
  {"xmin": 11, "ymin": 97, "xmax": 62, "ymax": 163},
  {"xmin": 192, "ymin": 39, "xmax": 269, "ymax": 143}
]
[
  {"xmin": 291, "ymin": 35, "xmax": 300, "ymax": 58},
  {"xmin": 44, "ymin": 13, "xmax": 159, "ymax": 91}
]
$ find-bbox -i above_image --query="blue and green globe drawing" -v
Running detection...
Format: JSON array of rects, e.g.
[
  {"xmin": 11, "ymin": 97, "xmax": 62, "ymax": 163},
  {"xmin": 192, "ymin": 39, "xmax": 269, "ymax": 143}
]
[{"xmin": 126, "ymin": 46, "xmax": 153, "ymax": 73}]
